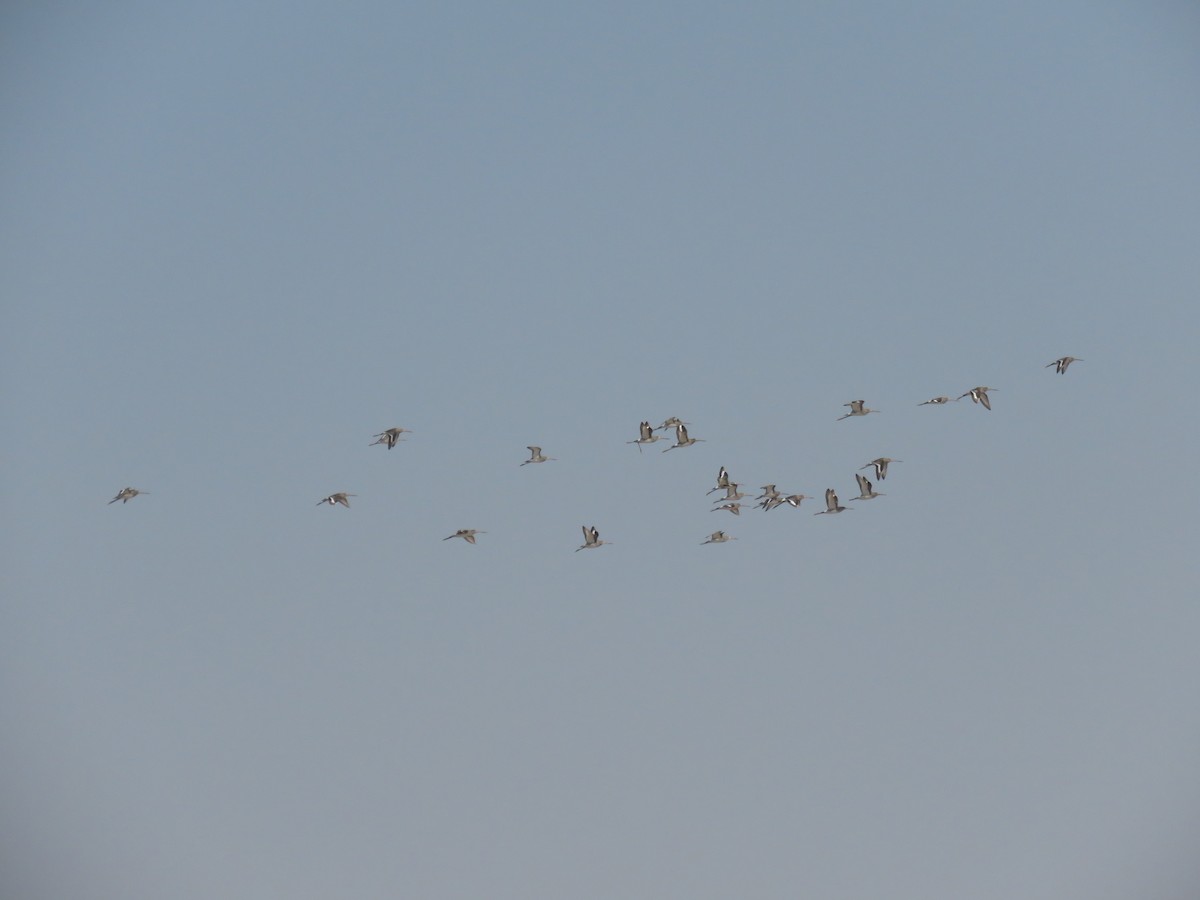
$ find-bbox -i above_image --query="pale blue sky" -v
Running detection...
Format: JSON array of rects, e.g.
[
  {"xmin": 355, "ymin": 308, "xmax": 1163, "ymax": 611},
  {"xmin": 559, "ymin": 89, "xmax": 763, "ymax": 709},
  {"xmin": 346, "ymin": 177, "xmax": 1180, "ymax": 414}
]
[{"xmin": 3, "ymin": 2, "xmax": 1200, "ymax": 898}]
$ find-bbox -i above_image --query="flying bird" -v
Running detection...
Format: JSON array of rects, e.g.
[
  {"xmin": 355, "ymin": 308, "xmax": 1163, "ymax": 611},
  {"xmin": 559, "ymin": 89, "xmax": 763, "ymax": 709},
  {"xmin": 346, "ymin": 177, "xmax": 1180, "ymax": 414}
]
[
  {"xmin": 576, "ymin": 525, "xmax": 611, "ymax": 551},
  {"xmin": 706, "ymin": 466, "xmax": 732, "ymax": 495},
  {"xmin": 443, "ymin": 529, "xmax": 486, "ymax": 544},
  {"xmin": 778, "ymin": 493, "xmax": 810, "ymax": 510},
  {"xmin": 701, "ymin": 531, "xmax": 736, "ymax": 544},
  {"xmin": 837, "ymin": 399, "xmax": 880, "ymax": 420},
  {"xmin": 850, "ymin": 473, "xmax": 884, "ymax": 501},
  {"xmin": 317, "ymin": 492, "xmax": 356, "ymax": 508},
  {"xmin": 756, "ymin": 485, "xmax": 782, "ymax": 510},
  {"xmin": 370, "ymin": 427, "xmax": 411, "ymax": 449},
  {"xmin": 1046, "ymin": 356, "xmax": 1082, "ymax": 374},
  {"xmin": 662, "ymin": 423, "xmax": 704, "ymax": 452},
  {"xmin": 108, "ymin": 487, "xmax": 148, "ymax": 504},
  {"xmin": 654, "ymin": 416, "xmax": 690, "ymax": 433},
  {"xmin": 712, "ymin": 483, "xmax": 749, "ymax": 503},
  {"xmin": 626, "ymin": 421, "xmax": 664, "ymax": 452},
  {"xmin": 521, "ymin": 446, "xmax": 556, "ymax": 465},
  {"xmin": 814, "ymin": 488, "xmax": 851, "ymax": 515},
  {"xmin": 919, "ymin": 396, "xmax": 957, "ymax": 405},
  {"xmin": 861, "ymin": 458, "xmax": 901, "ymax": 481},
  {"xmin": 958, "ymin": 386, "xmax": 996, "ymax": 410}
]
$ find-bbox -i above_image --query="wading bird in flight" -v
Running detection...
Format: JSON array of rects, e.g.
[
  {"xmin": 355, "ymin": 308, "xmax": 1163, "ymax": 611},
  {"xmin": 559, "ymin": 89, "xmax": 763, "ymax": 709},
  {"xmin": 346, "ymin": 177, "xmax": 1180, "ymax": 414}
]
[
  {"xmin": 706, "ymin": 466, "xmax": 731, "ymax": 495},
  {"xmin": 958, "ymin": 386, "xmax": 996, "ymax": 410},
  {"xmin": 576, "ymin": 525, "xmax": 611, "ymax": 551},
  {"xmin": 443, "ymin": 529, "xmax": 486, "ymax": 544},
  {"xmin": 662, "ymin": 424, "xmax": 705, "ymax": 452},
  {"xmin": 712, "ymin": 503, "xmax": 745, "ymax": 515},
  {"xmin": 1046, "ymin": 356, "xmax": 1082, "ymax": 374},
  {"xmin": 814, "ymin": 488, "xmax": 851, "ymax": 515},
  {"xmin": 626, "ymin": 421, "xmax": 664, "ymax": 452},
  {"xmin": 850, "ymin": 473, "xmax": 884, "ymax": 501},
  {"xmin": 778, "ymin": 493, "xmax": 810, "ymax": 510},
  {"xmin": 838, "ymin": 399, "xmax": 879, "ymax": 420},
  {"xmin": 655, "ymin": 416, "xmax": 689, "ymax": 433},
  {"xmin": 521, "ymin": 446, "xmax": 556, "ymax": 466},
  {"xmin": 370, "ymin": 427, "xmax": 411, "ymax": 449},
  {"xmin": 108, "ymin": 487, "xmax": 148, "ymax": 504},
  {"xmin": 861, "ymin": 458, "xmax": 901, "ymax": 481}
]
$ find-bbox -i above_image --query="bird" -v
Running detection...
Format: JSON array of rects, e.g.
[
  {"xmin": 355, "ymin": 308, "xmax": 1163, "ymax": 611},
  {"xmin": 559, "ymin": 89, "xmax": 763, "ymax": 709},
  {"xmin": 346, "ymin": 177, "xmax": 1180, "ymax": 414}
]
[
  {"xmin": 861, "ymin": 458, "xmax": 901, "ymax": 481},
  {"xmin": 919, "ymin": 396, "xmax": 958, "ymax": 405},
  {"xmin": 814, "ymin": 488, "xmax": 851, "ymax": 515},
  {"xmin": 576, "ymin": 525, "xmax": 611, "ymax": 551},
  {"xmin": 521, "ymin": 446, "xmax": 556, "ymax": 465},
  {"xmin": 108, "ymin": 487, "xmax": 148, "ymax": 504},
  {"xmin": 837, "ymin": 399, "xmax": 879, "ymax": 420},
  {"xmin": 850, "ymin": 472, "xmax": 884, "ymax": 501},
  {"xmin": 701, "ymin": 531, "xmax": 736, "ymax": 544},
  {"xmin": 370, "ymin": 427, "xmax": 411, "ymax": 449},
  {"xmin": 958, "ymin": 386, "xmax": 996, "ymax": 410},
  {"xmin": 662, "ymin": 423, "xmax": 704, "ymax": 452},
  {"xmin": 626, "ymin": 421, "xmax": 664, "ymax": 452},
  {"xmin": 712, "ymin": 482, "xmax": 749, "ymax": 503},
  {"xmin": 778, "ymin": 493, "xmax": 810, "ymax": 509},
  {"xmin": 706, "ymin": 466, "xmax": 732, "ymax": 495},
  {"xmin": 654, "ymin": 416, "xmax": 690, "ymax": 433},
  {"xmin": 443, "ymin": 529, "xmax": 486, "ymax": 544},
  {"xmin": 711, "ymin": 503, "xmax": 745, "ymax": 516},
  {"xmin": 317, "ymin": 492, "xmax": 356, "ymax": 507},
  {"xmin": 1046, "ymin": 356, "xmax": 1082, "ymax": 374},
  {"xmin": 755, "ymin": 484, "xmax": 782, "ymax": 510}
]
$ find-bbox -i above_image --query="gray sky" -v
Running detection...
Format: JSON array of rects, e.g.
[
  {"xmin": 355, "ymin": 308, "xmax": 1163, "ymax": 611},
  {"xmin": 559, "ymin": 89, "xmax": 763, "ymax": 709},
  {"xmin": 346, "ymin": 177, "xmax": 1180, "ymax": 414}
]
[{"xmin": 3, "ymin": 2, "xmax": 1200, "ymax": 897}]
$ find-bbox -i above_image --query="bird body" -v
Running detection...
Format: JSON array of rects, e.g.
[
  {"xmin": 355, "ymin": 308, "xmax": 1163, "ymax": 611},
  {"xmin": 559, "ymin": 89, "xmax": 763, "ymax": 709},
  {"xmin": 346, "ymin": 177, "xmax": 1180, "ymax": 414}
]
[
  {"xmin": 317, "ymin": 492, "xmax": 356, "ymax": 507},
  {"xmin": 861, "ymin": 457, "xmax": 901, "ymax": 480},
  {"xmin": 702, "ymin": 531, "xmax": 736, "ymax": 544},
  {"xmin": 919, "ymin": 396, "xmax": 957, "ymax": 405},
  {"xmin": 712, "ymin": 482, "xmax": 748, "ymax": 503},
  {"xmin": 444, "ymin": 529, "xmax": 486, "ymax": 544},
  {"xmin": 627, "ymin": 421, "xmax": 664, "ymax": 452},
  {"xmin": 814, "ymin": 488, "xmax": 850, "ymax": 515},
  {"xmin": 521, "ymin": 446, "xmax": 555, "ymax": 465},
  {"xmin": 655, "ymin": 416, "xmax": 689, "ymax": 433},
  {"xmin": 706, "ymin": 466, "xmax": 731, "ymax": 495},
  {"xmin": 756, "ymin": 485, "xmax": 782, "ymax": 510},
  {"xmin": 576, "ymin": 525, "xmax": 610, "ymax": 551},
  {"xmin": 370, "ymin": 427, "xmax": 411, "ymax": 449},
  {"xmin": 850, "ymin": 473, "xmax": 884, "ymax": 500},
  {"xmin": 1046, "ymin": 356, "xmax": 1082, "ymax": 374},
  {"xmin": 108, "ymin": 487, "xmax": 148, "ymax": 504},
  {"xmin": 662, "ymin": 424, "xmax": 704, "ymax": 452},
  {"xmin": 838, "ymin": 399, "xmax": 879, "ymax": 420},
  {"xmin": 958, "ymin": 387, "xmax": 996, "ymax": 410}
]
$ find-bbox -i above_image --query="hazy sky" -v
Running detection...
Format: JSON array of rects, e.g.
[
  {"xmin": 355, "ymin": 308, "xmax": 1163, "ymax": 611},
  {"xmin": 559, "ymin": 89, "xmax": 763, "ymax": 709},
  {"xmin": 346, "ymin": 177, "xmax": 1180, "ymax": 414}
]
[{"xmin": 3, "ymin": 2, "xmax": 1200, "ymax": 898}]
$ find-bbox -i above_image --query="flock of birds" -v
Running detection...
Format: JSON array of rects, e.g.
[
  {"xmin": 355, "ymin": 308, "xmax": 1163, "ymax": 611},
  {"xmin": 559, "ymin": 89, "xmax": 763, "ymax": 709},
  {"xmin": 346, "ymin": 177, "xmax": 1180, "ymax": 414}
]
[{"xmin": 108, "ymin": 357, "xmax": 1084, "ymax": 550}]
